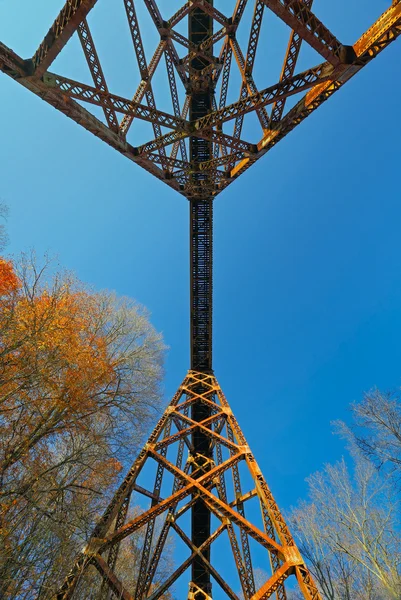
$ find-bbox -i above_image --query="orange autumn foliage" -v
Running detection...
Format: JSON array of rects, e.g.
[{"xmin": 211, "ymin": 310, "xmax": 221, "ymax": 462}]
[
  {"xmin": 1, "ymin": 274, "xmax": 116, "ymax": 419},
  {"xmin": 0, "ymin": 255, "xmax": 164, "ymax": 598},
  {"xmin": 11, "ymin": 290, "xmax": 115, "ymax": 411},
  {"xmin": 0, "ymin": 258, "xmax": 124, "ymax": 474},
  {"xmin": 0, "ymin": 258, "xmax": 20, "ymax": 295}
]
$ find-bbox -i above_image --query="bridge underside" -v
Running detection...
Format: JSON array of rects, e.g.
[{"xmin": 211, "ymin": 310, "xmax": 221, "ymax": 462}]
[
  {"xmin": 1, "ymin": 2, "xmax": 399, "ymax": 201},
  {"xmin": 1, "ymin": 1, "xmax": 400, "ymax": 598}
]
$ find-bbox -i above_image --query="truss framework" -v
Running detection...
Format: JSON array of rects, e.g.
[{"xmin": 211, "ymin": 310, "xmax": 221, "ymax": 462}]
[
  {"xmin": 1, "ymin": 1, "xmax": 400, "ymax": 200},
  {"xmin": 1, "ymin": 3, "xmax": 400, "ymax": 599},
  {"xmin": 56, "ymin": 371, "xmax": 320, "ymax": 600}
]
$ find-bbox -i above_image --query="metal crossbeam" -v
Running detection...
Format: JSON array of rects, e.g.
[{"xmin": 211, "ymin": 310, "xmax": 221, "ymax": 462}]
[
  {"xmin": 270, "ymin": 0, "xmax": 314, "ymax": 123},
  {"xmin": 33, "ymin": 0, "xmax": 99, "ymax": 76},
  {"xmin": 261, "ymin": 0, "xmax": 353, "ymax": 66},
  {"xmin": 77, "ymin": 19, "xmax": 118, "ymax": 131},
  {"xmin": 230, "ymin": 0, "xmax": 268, "ymax": 147}
]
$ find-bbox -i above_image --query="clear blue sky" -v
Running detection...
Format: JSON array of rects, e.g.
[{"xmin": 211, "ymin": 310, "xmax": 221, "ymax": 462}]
[{"xmin": 1, "ymin": 0, "xmax": 401, "ymax": 528}]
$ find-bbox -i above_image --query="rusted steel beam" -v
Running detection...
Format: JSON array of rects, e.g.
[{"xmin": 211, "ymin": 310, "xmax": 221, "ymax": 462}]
[
  {"xmin": 173, "ymin": 411, "xmax": 239, "ymax": 453},
  {"xmin": 200, "ymin": 152, "xmax": 245, "ymax": 171},
  {"xmin": 214, "ymin": 387, "xmax": 247, "ymax": 445},
  {"xmin": 214, "ymin": 440, "xmax": 251, "ymax": 598},
  {"xmin": 142, "ymin": 429, "xmax": 190, "ymax": 597},
  {"xmin": 295, "ymin": 565, "xmax": 321, "ymax": 600},
  {"xmin": 171, "ymin": 390, "xmax": 221, "ymax": 413},
  {"xmin": 270, "ymin": 0, "xmax": 314, "ymax": 123},
  {"xmin": 261, "ymin": 0, "xmax": 353, "ymax": 66},
  {"xmin": 230, "ymin": 2, "xmax": 401, "ymax": 184},
  {"xmin": 133, "ymin": 484, "xmax": 160, "ymax": 501},
  {"xmin": 121, "ymin": 0, "xmax": 166, "ymax": 151},
  {"xmin": 171, "ymin": 521, "xmax": 241, "ymax": 600},
  {"xmin": 193, "ymin": 62, "xmax": 333, "ymax": 130},
  {"xmin": 230, "ymin": 34, "xmax": 270, "ymax": 130},
  {"xmin": 154, "ymin": 423, "xmax": 195, "ymax": 451},
  {"xmin": 137, "ymin": 127, "xmax": 254, "ymax": 163},
  {"xmin": 260, "ymin": 501, "xmax": 288, "ymax": 600},
  {"xmin": 233, "ymin": 0, "xmax": 250, "ymax": 26},
  {"xmin": 250, "ymin": 562, "xmax": 293, "ymax": 600},
  {"xmin": 230, "ymin": 489, "xmax": 258, "ymax": 507},
  {"xmin": 32, "ymin": 0, "xmax": 98, "ymax": 77},
  {"xmin": 171, "ymin": 96, "xmax": 190, "ymax": 163},
  {"xmin": 2, "ymin": 2, "xmax": 399, "ymax": 209},
  {"xmin": 120, "ymin": 39, "xmax": 166, "ymax": 134},
  {"xmin": 230, "ymin": 32, "xmax": 270, "ymax": 157},
  {"xmin": 77, "ymin": 19, "xmax": 119, "ymax": 131},
  {"xmin": 214, "ymin": 39, "xmax": 232, "ymax": 158},
  {"xmin": 165, "ymin": 47, "xmax": 188, "ymax": 165},
  {"xmin": 164, "ymin": 42, "xmax": 189, "ymax": 88},
  {"xmin": 168, "ymin": 2, "xmax": 192, "ymax": 27},
  {"xmin": 138, "ymin": 130, "xmax": 188, "ymax": 155},
  {"xmin": 172, "ymin": 415, "xmax": 196, "ymax": 452},
  {"xmin": 40, "ymin": 72, "xmax": 187, "ymax": 132},
  {"xmin": 85, "ymin": 382, "xmax": 182, "ymax": 538},
  {"xmin": 51, "ymin": 371, "xmax": 325, "ymax": 599},
  {"xmin": 93, "ymin": 555, "xmax": 134, "ymax": 600},
  {"xmin": 145, "ymin": 153, "xmax": 189, "ymax": 171},
  {"xmin": 99, "ymin": 492, "xmax": 131, "ymax": 600},
  {"xmin": 143, "ymin": 0, "xmax": 163, "ymax": 29},
  {"xmin": 148, "ymin": 446, "xmax": 239, "ymax": 488},
  {"xmin": 191, "ymin": 0, "xmax": 229, "ymax": 27},
  {"xmin": 134, "ymin": 422, "xmax": 172, "ymax": 600},
  {"xmin": 353, "ymin": 1, "xmax": 401, "ymax": 62},
  {"xmin": 101, "ymin": 453, "xmax": 244, "ymax": 550},
  {"xmin": 193, "ymin": 481, "xmax": 285, "ymax": 558},
  {"xmin": 246, "ymin": 457, "xmax": 295, "ymax": 548},
  {"xmin": 201, "ymin": 26, "xmax": 228, "ymax": 52},
  {"xmin": 55, "ymin": 555, "xmax": 90, "ymax": 600},
  {"xmin": 172, "ymin": 407, "xmax": 223, "ymax": 429},
  {"xmin": 3, "ymin": 69, "xmax": 180, "ymax": 196},
  {"xmin": 0, "ymin": 43, "xmax": 31, "ymax": 78},
  {"xmin": 147, "ymin": 524, "xmax": 226, "ymax": 600},
  {"xmin": 226, "ymin": 423, "xmax": 256, "ymax": 598}
]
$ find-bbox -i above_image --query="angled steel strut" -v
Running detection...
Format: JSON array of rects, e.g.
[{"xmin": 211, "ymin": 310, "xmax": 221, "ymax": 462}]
[{"xmin": 1, "ymin": 1, "xmax": 400, "ymax": 599}]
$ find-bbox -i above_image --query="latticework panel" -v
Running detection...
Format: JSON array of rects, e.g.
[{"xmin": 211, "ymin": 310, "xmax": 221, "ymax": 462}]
[
  {"xmin": 56, "ymin": 371, "xmax": 320, "ymax": 600},
  {"xmin": 1, "ymin": 1, "xmax": 400, "ymax": 200}
]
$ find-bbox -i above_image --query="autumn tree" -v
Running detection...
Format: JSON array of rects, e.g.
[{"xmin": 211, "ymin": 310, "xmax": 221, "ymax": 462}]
[{"xmin": 0, "ymin": 254, "xmax": 166, "ymax": 599}]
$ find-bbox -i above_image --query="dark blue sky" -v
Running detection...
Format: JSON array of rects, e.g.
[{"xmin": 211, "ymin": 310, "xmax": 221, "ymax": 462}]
[{"xmin": 1, "ymin": 0, "xmax": 401, "ymax": 521}]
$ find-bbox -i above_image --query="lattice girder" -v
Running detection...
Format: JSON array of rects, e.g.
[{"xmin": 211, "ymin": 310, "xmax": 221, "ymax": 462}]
[
  {"xmin": 1, "ymin": 1, "xmax": 400, "ymax": 200},
  {"xmin": 56, "ymin": 371, "xmax": 319, "ymax": 600}
]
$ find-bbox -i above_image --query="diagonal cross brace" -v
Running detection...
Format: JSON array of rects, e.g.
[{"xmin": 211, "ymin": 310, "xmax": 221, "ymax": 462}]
[
  {"xmin": 32, "ymin": 0, "xmax": 98, "ymax": 77},
  {"xmin": 261, "ymin": 0, "xmax": 355, "ymax": 66}
]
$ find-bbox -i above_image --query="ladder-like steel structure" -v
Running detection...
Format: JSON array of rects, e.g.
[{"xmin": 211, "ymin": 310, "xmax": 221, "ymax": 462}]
[{"xmin": 1, "ymin": 2, "xmax": 400, "ymax": 599}]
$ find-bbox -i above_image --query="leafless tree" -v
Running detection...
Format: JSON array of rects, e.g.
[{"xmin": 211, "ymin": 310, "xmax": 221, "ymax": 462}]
[
  {"xmin": 288, "ymin": 451, "xmax": 401, "ymax": 599},
  {"xmin": 0, "ymin": 202, "xmax": 8, "ymax": 251},
  {"xmin": 336, "ymin": 389, "xmax": 401, "ymax": 485}
]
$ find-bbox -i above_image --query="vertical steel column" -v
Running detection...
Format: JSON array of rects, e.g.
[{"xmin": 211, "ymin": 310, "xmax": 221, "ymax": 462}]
[
  {"xmin": 190, "ymin": 199, "xmax": 213, "ymax": 373},
  {"xmin": 189, "ymin": 3, "xmax": 214, "ymax": 598}
]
